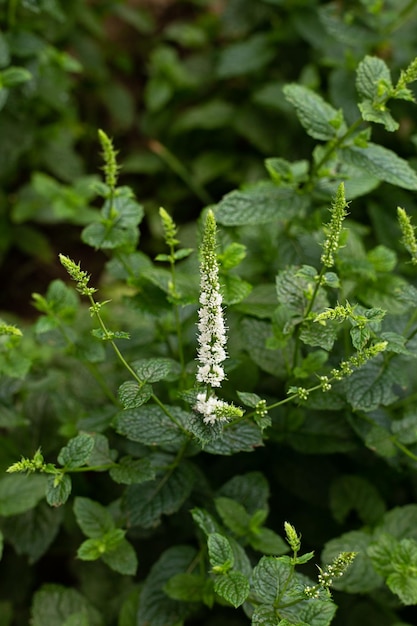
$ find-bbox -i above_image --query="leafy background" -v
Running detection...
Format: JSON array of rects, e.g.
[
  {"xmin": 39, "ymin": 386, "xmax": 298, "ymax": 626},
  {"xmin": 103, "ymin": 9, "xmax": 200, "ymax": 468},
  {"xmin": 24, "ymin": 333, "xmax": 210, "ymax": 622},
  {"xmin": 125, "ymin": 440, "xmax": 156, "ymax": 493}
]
[{"xmin": 2, "ymin": 1, "xmax": 417, "ymax": 625}]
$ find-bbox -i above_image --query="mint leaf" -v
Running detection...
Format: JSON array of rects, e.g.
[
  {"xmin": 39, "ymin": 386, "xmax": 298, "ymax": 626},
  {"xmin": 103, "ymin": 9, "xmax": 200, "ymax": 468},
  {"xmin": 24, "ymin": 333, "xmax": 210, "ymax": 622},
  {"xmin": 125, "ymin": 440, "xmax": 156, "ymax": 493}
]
[
  {"xmin": 215, "ymin": 183, "xmax": 308, "ymax": 226},
  {"xmin": 203, "ymin": 420, "xmax": 263, "ymax": 455},
  {"xmin": 114, "ymin": 405, "xmax": 188, "ymax": 449},
  {"xmin": 251, "ymin": 556, "xmax": 294, "ymax": 604},
  {"xmin": 101, "ymin": 537, "xmax": 138, "ymax": 576},
  {"xmin": 138, "ymin": 546, "xmax": 197, "ymax": 626},
  {"xmin": 31, "ymin": 584, "xmax": 103, "ymax": 626},
  {"xmin": 213, "ymin": 571, "xmax": 250, "ymax": 607},
  {"xmin": 345, "ymin": 360, "xmax": 399, "ymax": 412},
  {"xmin": 341, "ymin": 144, "xmax": 417, "ymax": 190},
  {"xmin": 330, "ymin": 475, "xmax": 386, "ymax": 525},
  {"xmin": 250, "ymin": 528, "xmax": 289, "ymax": 556},
  {"xmin": 109, "ymin": 456, "xmax": 155, "ymax": 485},
  {"xmin": 118, "ymin": 381, "xmax": 153, "ymax": 409},
  {"xmin": 132, "ymin": 357, "xmax": 177, "ymax": 382},
  {"xmin": 283, "ymin": 84, "xmax": 344, "ymax": 140},
  {"xmin": 218, "ymin": 472, "xmax": 270, "ymax": 515},
  {"xmin": 46, "ymin": 474, "xmax": 72, "ymax": 507},
  {"xmin": 122, "ymin": 462, "xmax": 196, "ymax": 528},
  {"xmin": 214, "ymin": 497, "xmax": 250, "ymax": 536},
  {"xmin": 0, "ymin": 475, "xmax": 47, "ymax": 516},
  {"xmin": 57, "ymin": 433, "xmax": 95, "ymax": 469},
  {"xmin": 82, "ymin": 194, "xmax": 144, "ymax": 251},
  {"xmin": 207, "ymin": 533, "xmax": 234, "ymax": 571},
  {"xmin": 73, "ymin": 497, "xmax": 114, "ymax": 538},
  {"xmin": 191, "ymin": 507, "xmax": 222, "ymax": 536},
  {"xmin": 356, "ymin": 56, "xmax": 393, "ymax": 101},
  {"xmin": 2, "ymin": 502, "xmax": 62, "ymax": 563},
  {"xmin": 164, "ymin": 573, "xmax": 210, "ymax": 603}
]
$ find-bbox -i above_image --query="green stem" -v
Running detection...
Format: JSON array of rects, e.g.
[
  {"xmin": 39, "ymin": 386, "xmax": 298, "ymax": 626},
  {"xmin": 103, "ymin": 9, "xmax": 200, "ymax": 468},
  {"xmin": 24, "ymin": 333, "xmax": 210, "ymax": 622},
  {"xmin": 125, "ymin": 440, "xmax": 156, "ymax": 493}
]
[{"xmin": 292, "ymin": 266, "xmax": 326, "ymax": 369}]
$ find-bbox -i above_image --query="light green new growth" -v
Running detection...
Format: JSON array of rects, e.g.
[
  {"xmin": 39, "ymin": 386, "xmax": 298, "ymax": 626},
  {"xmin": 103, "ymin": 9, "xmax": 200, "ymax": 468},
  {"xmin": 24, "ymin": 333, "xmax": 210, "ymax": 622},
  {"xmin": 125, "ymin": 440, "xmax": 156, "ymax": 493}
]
[
  {"xmin": 160, "ymin": 207, "xmax": 179, "ymax": 248},
  {"xmin": 397, "ymin": 207, "xmax": 417, "ymax": 264},
  {"xmin": 330, "ymin": 341, "xmax": 387, "ymax": 380},
  {"xmin": 305, "ymin": 551, "xmax": 356, "ymax": 599},
  {"xmin": 0, "ymin": 322, "xmax": 22, "ymax": 337},
  {"xmin": 98, "ymin": 129, "xmax": 120, "ymax": 191},
  {"xmin": 7, "ymin": 448, "xmax": 57, "ymax": 475},
  {"xmin": 321, "ymin": 182, "xmax": 349, "ymax": 268},
  {"xmin": 285, "ymin": 521, "xmax": 301, "ymax": 554},
  {"xmin": 59, "ymin": 254, "xmax": 97, "ymax": 296},
  {"xmin": 314, "ymin": 302, "xmax": 355, "ymax": 325},
  {"xmin": 395, "ymin": 57, "xmax": 417, "ymax": 96}
]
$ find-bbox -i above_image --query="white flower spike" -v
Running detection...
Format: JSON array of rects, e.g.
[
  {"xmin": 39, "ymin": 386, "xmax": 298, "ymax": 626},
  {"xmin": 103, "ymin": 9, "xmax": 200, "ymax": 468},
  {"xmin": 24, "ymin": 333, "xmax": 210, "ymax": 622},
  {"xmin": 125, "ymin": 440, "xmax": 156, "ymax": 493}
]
[{"xmin": 196, "ymin": 210, "xmax": 227, "ymax": 387}]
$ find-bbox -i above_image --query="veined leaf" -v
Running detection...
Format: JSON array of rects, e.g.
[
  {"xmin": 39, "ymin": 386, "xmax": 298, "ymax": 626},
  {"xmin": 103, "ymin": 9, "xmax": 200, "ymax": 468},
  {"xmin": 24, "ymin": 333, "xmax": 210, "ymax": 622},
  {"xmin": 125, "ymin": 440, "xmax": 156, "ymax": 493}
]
[
  {"xmin": 31, "ymin": 584, "xmax": 103, "ymax": 626},
  {"xmin": 122, "ymin": 462, "xmax": 196, "ymax": 528},
  {"xmin": 283, "ymin": 83, "xmax": 345, "ymax": 140},
  {"xmin": 341, "ymin": 143, "xmax": 417, "ymax": 190},
  {"xmin": 215, "ymin": 183, "xmax": 308, "ymax": 226},
  {"xmin": 0, "ymin": 475, "xmax": 47, "ymax": 516},
  {"xmin": 138, "ymin": 546, "xmax": 197, "ymax": 626},
  {"xmin": 58, "ymin": 434, "xmax": 95, "ymax": 469},
  {"xmin": 73, "ymin": 497, "xmax": 115, "ymax": 538},
  {"xmin": 213, "ymin": 571, "xmax": 250, "ymax": 607}
]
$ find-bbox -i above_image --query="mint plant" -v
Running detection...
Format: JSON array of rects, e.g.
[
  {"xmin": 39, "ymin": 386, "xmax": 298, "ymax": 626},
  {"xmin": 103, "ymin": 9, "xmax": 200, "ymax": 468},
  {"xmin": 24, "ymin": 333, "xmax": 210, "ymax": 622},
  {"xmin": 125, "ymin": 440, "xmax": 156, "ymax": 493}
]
[{"xmin": 3, "ymin": 34, "xmax": 417, "ymax": 626}]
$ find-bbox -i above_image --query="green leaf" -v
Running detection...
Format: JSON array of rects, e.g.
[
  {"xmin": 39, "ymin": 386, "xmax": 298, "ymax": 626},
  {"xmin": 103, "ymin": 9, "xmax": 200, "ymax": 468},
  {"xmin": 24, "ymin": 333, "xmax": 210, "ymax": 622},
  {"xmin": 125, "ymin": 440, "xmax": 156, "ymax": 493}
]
[
  {"xmin": 252, "ymin": 556, "xmax": 300, "ymax": 605},
  {"xmin": 250, "ymin": 528, "xmax": 289, "ymax": 555},
  {"xmin": 0, "ymin": 66, "xmax": 32, "ymax": 87},
  {"xmin": 138, "ymin": 546, "xmax": 197, "ymax": 626},
  {"xmin": 322, "ymin": 531, "xmax": 383, "ymax": 593},
  {"xmin": 117, "ymin": 381, "xmax": 153, "ymax": 409},
  {"xmin": 208, "ymin": 533, "xmax": 234, "ymax": 571},
  {"xmin": 218, "ymin": 472, "xmax": 270, "ymax": 516},
  {"xmin": 356, "ymin": 56, "xmax": 393, "ymax": 101},
  {"xmin": 239, "ymin": 318, "xmax": 286, "ymax": 377},
  {"xmin": 341, "ymin": 143, "xmax": 417, "ymax": 190},
  {"xmin": 213, "ymin": 570, "xmax": 250, "ymax": 607},
  {"xmin": 215, "ymin": 183, "xmax": 308, "ymax": 226},
  {"xmin": 191, "ymin": 507, "xmax": 222, "ymax": 536},
  {"xmin": 220, "ymin": 274, "xmax": 252, "ymax": 305},
  {"xmin": 214, "ymin": 497, "xmax": 250, "ymax": 536},
  {"xmin": 217, "ymin": 33, "xmax": 275, "ymax": 79},
  {"xmin": 113, "ymin": 405, "xmax": 188, "ymax": 449},
  {"xmin": 368, "ymin": 535, "xmax": 417, "ymax": 604},
  {"xmin": 283, "ymin": 84, "xmax": 344, "ymax": 140},
  {"xmin": 123, "ymin": 462, "xmax": 196, "ymax": 528},
  {"xmin": 219, "ymin": 242, "xmax": 247, "ymax": 270},
  {"xmin": 2, "ymin": 502, "xmax": 63, "ymax": 563},
  {"xmin": 345, "ymin": 359, "xmax": 400, "ymax": 412},
  {"xmin": 73, "ymin": 497, "xmax": 115, "ymax": 538},
  {"xmin": 109, "ymin": 456, "xmax": 155, "ymax": 485},
  {"xmin": 58, "ymin": 433, "xmax": 95, "ymax": 469},
  {"xmin": 164, "ymin": 573, "xmax": 211, "ymax": 604},
  {"xmin": 0, "ymin": 475, "xmax": 47, "ymax": 516},
  {"xmin": 235, "ymin": 284, "xmax": 278, "ymax": 319},
  {"xmin": 46, "ymin": 474, "xmax": 72, "ymax": 507},
  {"xmin": 376, "ymin": 504, "xmax": 417, "ymax": 541},
  {"xmin": 330, "ymin": 475, "xmax": 386, "ymax": 525},
  {"xmin": 203, "ymin": 420, "xmax": 263, "ymax": 455},
  {"xmin": 132, "ymin": 357, "xmax": 177, "ymax": 382},
  {"xmin": 102, "ymin": 537, "xmax": 138, "ymax": 576},
  {"xmin": 82, "ymin": 195, "xmax": 144, "ymax": 251},
  {"xmin": 31, "ymin": 584, "xmax": 103, "ymax": 626}
]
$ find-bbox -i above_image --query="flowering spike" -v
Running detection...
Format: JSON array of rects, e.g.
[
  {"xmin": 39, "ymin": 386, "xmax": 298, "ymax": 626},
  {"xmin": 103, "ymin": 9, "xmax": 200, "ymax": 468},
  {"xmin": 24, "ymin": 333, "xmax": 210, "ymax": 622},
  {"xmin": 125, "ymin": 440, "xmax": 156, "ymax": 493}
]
[
  {"xmin": 196, "ymin": 210, "xmax": 227, "ymax": 388},
  {"xmin": 397, "ymin": 206, "xmax": 417, "ymax": 264},
  {"xmin": 98, "ymin": 129, "xmax": 120, "ymax": 191},
  {"xmin": 195, "ymin": 392, "xmax": 243, "ymax": 425},
  {"xmin": 321, "ymin": 183, "xmax": 349, "ymax": 268}
]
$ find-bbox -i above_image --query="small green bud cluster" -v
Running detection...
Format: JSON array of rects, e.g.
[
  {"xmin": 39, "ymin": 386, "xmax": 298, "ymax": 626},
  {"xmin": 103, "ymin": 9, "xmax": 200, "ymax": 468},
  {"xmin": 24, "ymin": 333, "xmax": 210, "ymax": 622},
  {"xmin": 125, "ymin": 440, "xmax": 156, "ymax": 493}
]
[
  {"xmin": 304, "ymin": 552, "xmax": 356, "ymax": 599},
  {"xmin": 255, "ymin": 399, "xmax": 268, "ymax": 418},
  {"xmin": 320, "ymin": 182, "xmax": 349, "ymax": 268},
  {"xmin": 314, "ymin": 301, "xmax": 355, "ymax": 325},
  {"xmin": 7, "ymin": 448, "xmax": 55, "ymax": 475},
  {"xmin": 59, "ymin": 254, "xmax": 97, "ymax": 297},
  {"xmin": 0, "ymin": 322, "xmax": 22, "ymax": 337},
  {"xmin": 330, "ymin": 341, "xmax": 387, "ymax": 380}
]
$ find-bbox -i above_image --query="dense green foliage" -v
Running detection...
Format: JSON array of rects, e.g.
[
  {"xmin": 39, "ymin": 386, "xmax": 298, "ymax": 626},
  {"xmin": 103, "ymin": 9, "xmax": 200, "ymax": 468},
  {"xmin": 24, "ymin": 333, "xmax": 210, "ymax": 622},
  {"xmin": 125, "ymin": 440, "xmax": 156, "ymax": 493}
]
[{"xmin": 2, "ymin": 1, "xmax": 417, "ymax": 625}]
